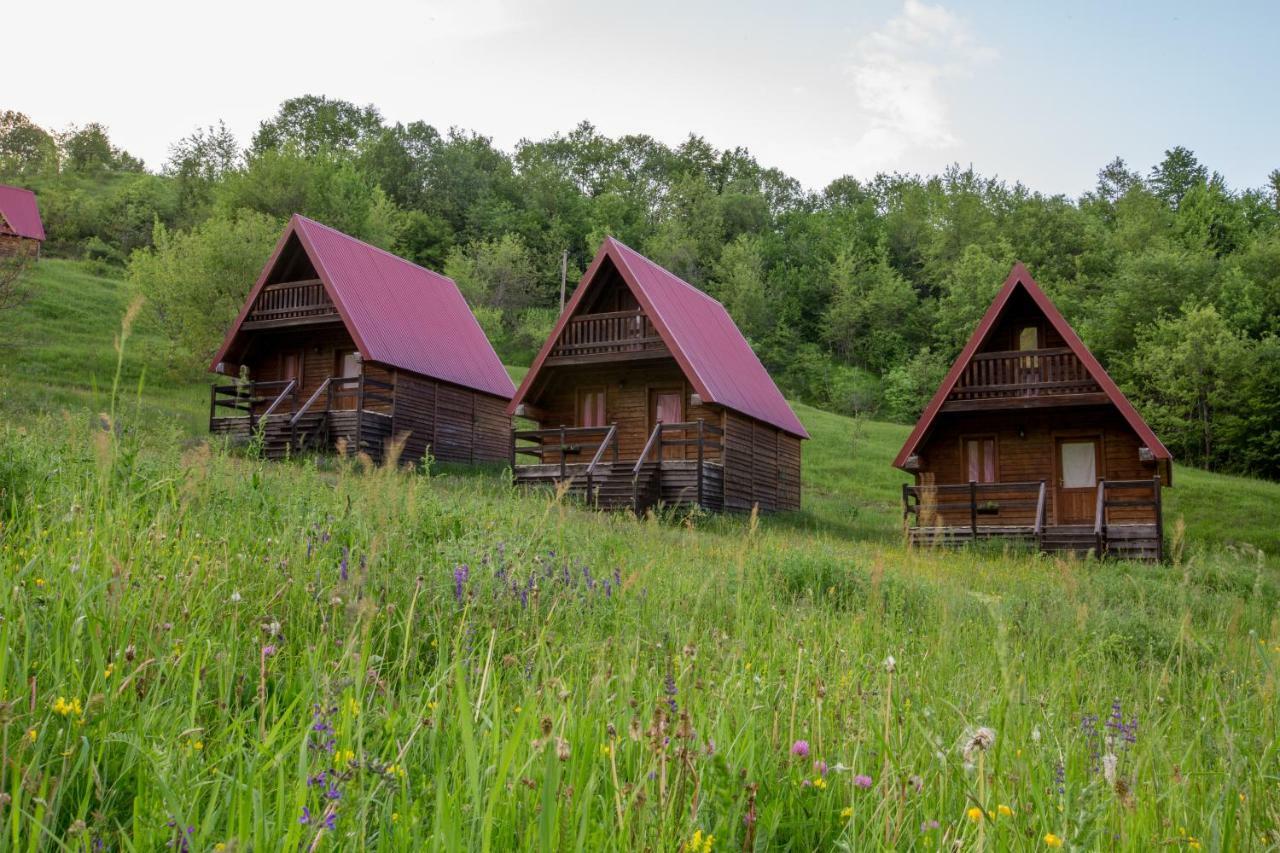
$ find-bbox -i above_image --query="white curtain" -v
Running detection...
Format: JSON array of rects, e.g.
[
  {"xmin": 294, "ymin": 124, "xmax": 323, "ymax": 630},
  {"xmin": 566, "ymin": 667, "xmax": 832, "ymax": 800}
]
[{"xmin": 1061, "ymin": 442, "xmax": 1096, "ymax": 488}]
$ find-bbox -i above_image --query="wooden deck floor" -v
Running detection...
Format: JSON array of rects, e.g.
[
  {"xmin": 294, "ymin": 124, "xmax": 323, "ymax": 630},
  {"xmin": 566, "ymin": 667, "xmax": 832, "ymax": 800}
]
[{"xmin": 908, "ymin": 523, "xmax": 1161, "ymax": 561}]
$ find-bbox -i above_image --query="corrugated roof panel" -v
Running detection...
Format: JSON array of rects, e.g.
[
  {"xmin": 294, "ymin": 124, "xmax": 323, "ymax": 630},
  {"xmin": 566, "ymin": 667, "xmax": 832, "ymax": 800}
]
[{"xmin": 0, "ymin": 185, "xmax": 45, "ymax": 241}]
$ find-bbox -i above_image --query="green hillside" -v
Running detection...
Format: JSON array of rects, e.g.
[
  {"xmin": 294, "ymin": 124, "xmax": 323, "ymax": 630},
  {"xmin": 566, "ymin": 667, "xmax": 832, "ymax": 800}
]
[{"xmin": 0, "ymin": 261, "xmax": 1277, "ymax": 849}]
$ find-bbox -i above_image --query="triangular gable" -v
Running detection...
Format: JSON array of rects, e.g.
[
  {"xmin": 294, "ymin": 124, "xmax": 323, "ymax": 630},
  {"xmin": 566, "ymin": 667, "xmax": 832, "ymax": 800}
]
[
  {"xmin": 510, "ymin": 237, "xmax": 809, "ymax": 439},
  {"xmin": 892, "ymin": 262, "xmax": 1171, "ymax": 472},
  {"xmin": 211, "ymin": 215, "xmax": 514, "ymax": 400}
]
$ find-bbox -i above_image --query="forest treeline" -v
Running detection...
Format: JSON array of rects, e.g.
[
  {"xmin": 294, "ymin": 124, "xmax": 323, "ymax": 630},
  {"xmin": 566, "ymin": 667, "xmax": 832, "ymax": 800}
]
[{"xmin": 2, "ymin": 100, "xmax": 1278, "ymax": 478}]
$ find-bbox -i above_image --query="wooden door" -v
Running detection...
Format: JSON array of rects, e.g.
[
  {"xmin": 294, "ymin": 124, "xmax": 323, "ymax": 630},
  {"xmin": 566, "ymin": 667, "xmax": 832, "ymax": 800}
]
[
  {"xmin": 648, "ymin": 388, "xmax": 684, "ymax": 460},
  {"xmin": 1056, "ymin": 437, "xmax": 1102, "ymax": 524}
]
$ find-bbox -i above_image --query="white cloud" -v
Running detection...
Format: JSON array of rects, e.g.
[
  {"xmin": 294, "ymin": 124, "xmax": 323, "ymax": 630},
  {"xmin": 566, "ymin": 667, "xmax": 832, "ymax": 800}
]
[{"xmin": 846, "ymin": 0, "xmax": 991, "ymax": 171}]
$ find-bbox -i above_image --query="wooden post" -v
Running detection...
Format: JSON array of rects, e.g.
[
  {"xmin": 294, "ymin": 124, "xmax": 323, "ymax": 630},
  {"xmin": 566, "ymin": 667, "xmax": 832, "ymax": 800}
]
[
  {"xmin": 969, "ymin": 480, "xmax": 978, "ymax": 541},
  {"xmin": 355, "ymin": 374, "xmax": 365, "ymax": 457},
  {"xmin": 696, "ymin": 419, "xmax": 705, "ymax": 509},
  {"xmin": 901, "ymin": 482, "xmax": 910, "ymax": 524},
  {"xmin": 612, "ymin": 422, "xmax": 619, "ymax": 464},
  {"xmin": 1094, "ymin": 479, "xmax": 1106, "ymax": 559},
  {"xmin": 559, "ymin": 425, "xmax": 567, "ymax": 481},
  {"xmin": 1153, "ymin": 474, "xmax": 1163, "ymax": 563},
  {"xmin": 208, "ymin": 384, "xmax": 216, "ymax": 430}
]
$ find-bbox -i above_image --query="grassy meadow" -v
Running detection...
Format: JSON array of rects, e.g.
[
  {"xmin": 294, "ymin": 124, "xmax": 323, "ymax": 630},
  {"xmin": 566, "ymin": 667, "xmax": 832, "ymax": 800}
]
[{"xmin": 0, "ymin": 262, "xmax": 1278, "ymax": 850}]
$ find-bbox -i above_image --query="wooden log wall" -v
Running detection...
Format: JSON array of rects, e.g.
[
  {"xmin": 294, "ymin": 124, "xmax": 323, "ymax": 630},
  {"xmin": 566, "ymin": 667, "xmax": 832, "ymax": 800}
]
[
  {"xmin": 0, "ymin": 234, "xmax": 38, "ymax": 259},
  {"xmin": 391, "ymin": 370, "xmax": 510, "ymax": 466},
  {"xmin": 722, "ymin": 411, "xmax": 802, "ymax": 513}
]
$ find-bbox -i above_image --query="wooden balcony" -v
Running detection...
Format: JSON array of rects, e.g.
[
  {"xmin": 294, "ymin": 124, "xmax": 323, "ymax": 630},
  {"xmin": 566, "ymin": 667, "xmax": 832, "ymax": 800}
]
[
  {"xmin": 242, "ymin": 279, "xmax": 339, "ymax": 329},
  {"xmin": 942, "ymin": 347, "xmax": 1105, "ymax": 411},
  {"xmin": 545, "ymin": 310, "xmax": 668, "ymax": 365}
]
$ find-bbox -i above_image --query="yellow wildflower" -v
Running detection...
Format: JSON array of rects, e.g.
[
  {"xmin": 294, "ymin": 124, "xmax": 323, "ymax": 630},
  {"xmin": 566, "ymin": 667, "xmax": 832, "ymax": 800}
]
[
  {"xmin": 337, "ymin": 749, "xmax": 356, "ymax": 764},
  {"xmin": 34, "ymin": 578, "xmax": 46, "ymax": 588},
  {"xmin": 214, "ymin": 844, "xmax": 227, "ymax": 851},
  {"xmin": 1044, "ymin": 833, "xmax": 1063, "ymax": 848},
  {"xmin": 513, "ymin": 705, "xmax": 522, "ymax": 715},
  {"xmin": 52, "ymin": 696, "xmax": 83, "ymax": 718},
  {"xmin": 997, "ymin": 804, "xmax": 1013, "ymax": 817},
  {"xmin": 683, "ymin": 829, "xmax": 713, "ymax": 853},
  {"xmin": 392, "ymin": 812, "xmax": 399, "ymax": 823},
  {"xmin": 600, "ymin": 744, "xmax": 612, "ymax": 757},
  {"xmin": 104, "ymin": 663, "xmax": 115, "ymax": 679},
  {"xmin": 26, "ymin": 728, "xmax": 37, "ymax": 742},
  {"xmin": 813, "ymin": 776, "xmax": 827, "ymax": 790},
  {"xmin": 345, "ymin": 696, "xmax": 360, "ymax": 716},
  {"xmin": 840, "ymin": 806, "xmax": 853, "ymax": 820},
  {"xmin": 967, "ymin": 807, "xmax": 983, "ymax": 823},
  {"xmin": 427, "ymin": 701, "xmax": 438, "ymax": 712},
  {"xmin": 1189, "ymin": 838, "xmax": 1201, "ymax": 850}
]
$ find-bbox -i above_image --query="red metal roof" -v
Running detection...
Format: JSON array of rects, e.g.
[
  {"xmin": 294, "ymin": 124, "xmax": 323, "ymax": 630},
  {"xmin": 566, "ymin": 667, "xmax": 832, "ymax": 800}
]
[
  {"xmin": 892, "ymin": 262, "xmax": 1172, "ymax": 469},
  {"xmin": 511, "ymin": 237, "xmax": 808, "ymax": 439},
  {"xmin": 211, "ymin": 215, "xmax": 514, "ymax": 400},
  {"xmin": 0, "ymin": 184, "xmax": 45, "ymax": 241}
]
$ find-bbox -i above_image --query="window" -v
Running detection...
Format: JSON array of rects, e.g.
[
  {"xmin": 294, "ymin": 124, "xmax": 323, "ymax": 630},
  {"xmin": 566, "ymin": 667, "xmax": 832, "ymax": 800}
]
[
  {"xmin": 1059, "ymin": 441, "xmax": 1097, "ymax": 488},
  {"xmin": 1018, "ymin": 325, "xmax": 1039, "ymax": 351},
  {"xmin": 578, "ymin": 387, "xmax": 606, "ymax": 428},
  {"xmin": 964, "ymin": 437, "xmax": 997, "ymax": 483},
  {"xmin": 336, "ymin": 350, "xmax": 361, "ymax": 378}
]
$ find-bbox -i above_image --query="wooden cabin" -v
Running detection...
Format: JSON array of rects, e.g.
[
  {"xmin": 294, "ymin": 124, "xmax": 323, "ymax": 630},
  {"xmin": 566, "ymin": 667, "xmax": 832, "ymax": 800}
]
[
  {"xmin": 894, "ymin": 263, "xmax": 1172, "ymax": 561},
  {"xmin": 510, "ymin": 237, "xmax": 808, "ymax": 514},
  {"xmin": 0, "ymin": 185, "xmax": 45, "ymax": 259},
  {"xmin": 209, "ymin": 215, "xmax": 514, "ymax": 465}
]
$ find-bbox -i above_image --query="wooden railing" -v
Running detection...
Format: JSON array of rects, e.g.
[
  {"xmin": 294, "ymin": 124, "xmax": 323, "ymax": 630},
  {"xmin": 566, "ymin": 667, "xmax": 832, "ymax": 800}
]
[
  {"xmin": 903, "ymin": 480, "xmax": 1046, "ymax": 537},
  {"xmin": 584, "ymin": 423, "xmax": 620, "ymax": 506},
  {"xmin": 1094, "ymin": 476, "xmax": 1163, "ymax": 561},
  {"xmin": 548, "ymin": 310, "xmax": 665, "ymax": 359},
  {"xmin": 210, "ymin": 379, "xmax": 297, "ymax": 430},
  {"xmin": 245, "ymin": 279, "xmax": 337, "ymax": 325},
  {"xmin": 948, "ymin": 347, "xmax": 1100, "ymax": 402},
  {"xmin": 512, "ymin": 425, "xmax": 618, "ymax": 480},
  {"xmin": 631, "ymin": 420, "xmax": 724, "ymax": 512}
]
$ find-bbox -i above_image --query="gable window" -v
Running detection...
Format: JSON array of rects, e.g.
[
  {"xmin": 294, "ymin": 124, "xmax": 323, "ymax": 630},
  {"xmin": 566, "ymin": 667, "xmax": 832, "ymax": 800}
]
[
  {"xmin": 1018, "ymin": 325, "xmax": 1040, "ymax": 351},
  {"xmin": 964, "ymin": 436, "xmax": 997, "ymax": 483},
  {"xmin": 578, "ymin": 387, "xmax": 607, "ymax": 428}
]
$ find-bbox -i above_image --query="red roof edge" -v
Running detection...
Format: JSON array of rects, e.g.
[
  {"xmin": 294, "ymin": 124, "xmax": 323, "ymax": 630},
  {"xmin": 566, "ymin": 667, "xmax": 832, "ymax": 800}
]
[
  {"xmin": 891, "ymin": 262, "xmax": 1172, "ymax": 471},
  {"xmin": 209, "ymin": 214, "xmax": 368, "ymax": 371}
]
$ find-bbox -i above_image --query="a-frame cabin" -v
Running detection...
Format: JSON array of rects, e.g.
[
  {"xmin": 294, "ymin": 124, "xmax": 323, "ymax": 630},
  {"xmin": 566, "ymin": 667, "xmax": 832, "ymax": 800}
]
[
  {"xmin": 510, "ymin": 237, "xmax": 808, "ymax": 514},
  {"xmin": 209, "ymin": 215, "xmax": 514, "ymax": 465},
  {"xmin": 894, "ymin": 263, "xmax": 1172, "ymax": 560},
  {"xmin": 0, "ymin": 185, "xmax": 45, "ymax": 259}
]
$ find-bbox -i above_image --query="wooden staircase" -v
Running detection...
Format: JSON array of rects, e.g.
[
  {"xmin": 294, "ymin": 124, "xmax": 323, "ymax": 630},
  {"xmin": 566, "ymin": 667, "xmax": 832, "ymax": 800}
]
[
  {"xmin": 1039, "ymin": 525, "xmax": 1098, "ymax": 558},
  {"xmin": 257, "ymin": 412, "xmax": 328, "ymax": 460}
]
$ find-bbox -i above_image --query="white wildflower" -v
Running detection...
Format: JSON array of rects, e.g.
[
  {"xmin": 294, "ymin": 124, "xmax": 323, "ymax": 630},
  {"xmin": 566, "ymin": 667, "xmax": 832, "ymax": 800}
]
[
  {"xmin": 961, "ymin": 726, "xmax": 997, "ymax": 762},
  {"xmin": 883, "ymin": 654, "xmax": 897, "ymax": 674}
]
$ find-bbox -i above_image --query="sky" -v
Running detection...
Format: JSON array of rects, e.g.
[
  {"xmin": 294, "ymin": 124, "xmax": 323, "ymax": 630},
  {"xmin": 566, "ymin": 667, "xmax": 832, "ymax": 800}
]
[{"xmin": 9, "ymin": 0, "xmax": 1279, "ymax": 196}]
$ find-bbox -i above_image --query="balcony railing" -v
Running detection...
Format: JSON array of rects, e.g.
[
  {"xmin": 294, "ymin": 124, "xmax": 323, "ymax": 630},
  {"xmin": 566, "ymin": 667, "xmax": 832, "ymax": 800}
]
[
  {"xmin": 244, "ymin": 279, "xmax": 338, "ymax": 326},
  {"xmin": 548, "ymin": 310, "xmax": 666, "ymax": 360},
  {"xmin": 946, "ymin": 347, "xmax": 1101, "ymax": 405}
]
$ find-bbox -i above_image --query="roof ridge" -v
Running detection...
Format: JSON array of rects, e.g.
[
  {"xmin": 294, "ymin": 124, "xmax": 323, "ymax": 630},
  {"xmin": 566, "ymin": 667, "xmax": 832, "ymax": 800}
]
[
  {"xmin": 606, "ymin": 237, "xmax": 724, "ymax": 308},
  {"xmin": 295, "ymin": 215, "xmax": 453, "ymax": 287}
]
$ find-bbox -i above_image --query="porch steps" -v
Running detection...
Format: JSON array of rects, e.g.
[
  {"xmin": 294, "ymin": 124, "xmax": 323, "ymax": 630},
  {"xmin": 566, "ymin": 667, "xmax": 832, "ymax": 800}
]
[
  {"xmin": 258, "ymin": 413, "xmax": 328, "ymax": 460},
  {"xmin": 1039, "ymin": 525, "xmax": 1099, "ymax": 558}
]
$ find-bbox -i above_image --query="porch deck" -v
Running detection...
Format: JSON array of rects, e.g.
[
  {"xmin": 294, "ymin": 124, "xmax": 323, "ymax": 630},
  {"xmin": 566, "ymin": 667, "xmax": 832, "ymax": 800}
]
[
  {"xmin": 209, "ymin": 376, "xmax": 393, "ymax": 461},
  {"xmin": 512, "ymin": 421, "xmax": 724, "ymax": 513},
  {"xmin": 903, "ymin": 478, "xmax": 1164, "ymax": 561}
]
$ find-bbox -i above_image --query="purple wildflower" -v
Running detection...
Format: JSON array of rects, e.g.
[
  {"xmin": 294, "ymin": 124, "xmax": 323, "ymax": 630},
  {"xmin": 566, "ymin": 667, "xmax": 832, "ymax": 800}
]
[
  {"xmin": 853, "ymin": 774, "xmax": 874, "ymax": 789},
  {"xmin": 921, "ymin": 820, "xmax": 940, "ymax": 832},
  {"xmin": 339, "ymin": 547, "xmax": 349, "ymax": 582},
  {"xmin": 791, "ymin": 740, "xmax": 810, "ymax": 758},
  {"xmin": 325, "ymin": 783, "xmax": 341, "ymax": 801},
  {"xmin": 322, "ymin": 811, "xmax": 337, "ymax": 831},
  {"xmin": 453, "ymin": 565, "xmax": 470, "ymax": 604},
  {"xmin": 814, "ymin": 759, "xmax": 829, "ymax": 777},
  {"xmin": 299, "ymin": 806, "xmax": 312, "ymax": 825},
  {"xmin": 664, "ymin": 671, "xmax": 678, "ymax": 712}
]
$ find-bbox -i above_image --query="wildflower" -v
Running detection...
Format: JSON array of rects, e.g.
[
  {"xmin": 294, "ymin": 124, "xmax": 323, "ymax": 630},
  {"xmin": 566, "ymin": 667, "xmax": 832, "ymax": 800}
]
[
  {"xmin": 997, "ymin": 804, "xmax": 1013, "ymax": 817},
  {"xmin": 921, "ymin": 820, "xmax": 940, "ymax": 832},
  {"xmin": 883, "ymin": 654, "xmax": 896, "ymax": 674},
  {"xmin": 229, "ymin": 591, "xmax": 242, "ymax": 603},
  {"xmin": 600, "ymin": 744, "xmax": 612, "ymax": 757},
  {"xmin": 791, "ymin": 740, "xmax": 810, "ymax": 758},
  {"xmin": 52, "ymin": 696, "xmax": 83, "ymax": 718},
  {"xmin": 322, "ymin": 811, "xmax": 337, "ymax": 831},
  {"xmin": 391, "ymin": 812, "xmax": 399, "ymax": 823},
  {"xmin": 340, "ymin": 547, "xmax": 350, "ymax": 582},
  {"xmin": 683, "ymin": 829, "xmax": 714, "ymax": 853},
  {"xmin": 34, "ymin": 578, "xmax": 45, "ymax": 588},
  {"xmin": 453, "ymin": 565, "xmax": 469, "ymax": 604},
  {"xmin": 962, "ymin": 727, "xmax": 996, "ymax": 762},
  {"xmin": 664, "ymin": 670, "xmax": 679, "ymax": 713},
  {"xmin": 299, "ymin": 806, "xmax": 312, "ymax": 825},
  {"xmin": 841, "ymin": 806, "xmax": 853, "ymax": 820},
  {"xmin": 103, "ymin": 663, "xmax": 115, "ymax": 679},
  {"xmin": 813, "ymin": 759, "xmax": 828, "ymax": 776},
  {"xmin": 345, "ymin": 696, "xmax": 360, "ymax": 716},
  {"xmin": 337, "ymin": 749, "xmax": 355, "ymax": 765},
  {"xmin": 967, "ymin": 807, "xmax": 984, "ymax": 823},
  {"xmin": 1044, "ymin": 833, "xmax": 1063, "ymax": 848},
  {"xmin": 192, "ymin": 741, "xmax": 204, "ymax": 751},
  {"xmin": 556, "ymin": 737, "xmax": 571, "ymax": 761},
  {"xmin": 853, "ymin": 774, "xmax": 873, "ymax": 789},
  {"xmin": 808, "ymin": 776, "xmax": 826, "ymax": 790},
  {"xmin": 26, "ymin": 728, "xmax": 37, "ymax": 742}
]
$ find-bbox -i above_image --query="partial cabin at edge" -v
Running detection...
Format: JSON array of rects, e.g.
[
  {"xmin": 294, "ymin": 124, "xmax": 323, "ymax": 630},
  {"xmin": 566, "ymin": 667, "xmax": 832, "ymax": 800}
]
[
  {"xmin": 209, "ymin": 215, "xmax": 514, "ymax": 465},
  {"xmin": 509, "ymin": 238, "xmax": 807, "ymax": 514},
  {"xmin": 893, "ymin": 263, "xmax": 1172, "ymax": 561},
  {"xmin": 0, "ymin": 185, "xmax": 45, "ymax": 260}
]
